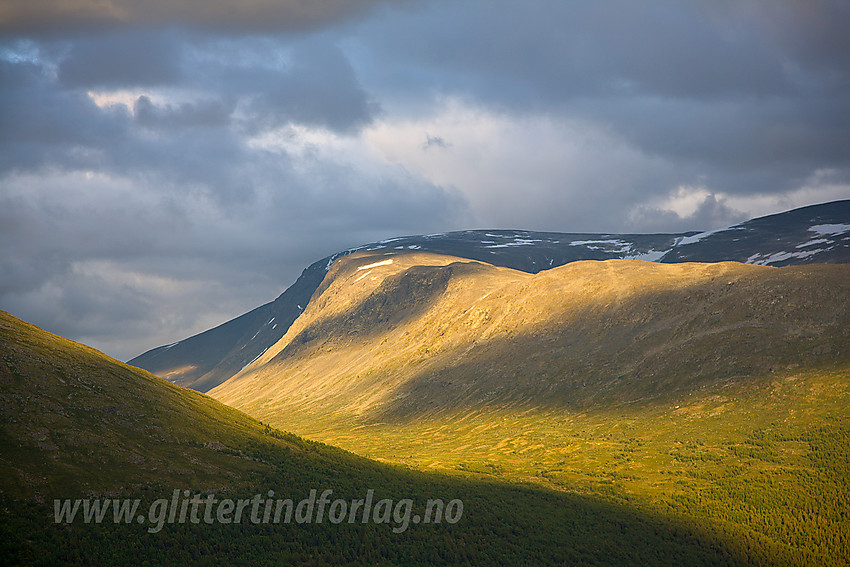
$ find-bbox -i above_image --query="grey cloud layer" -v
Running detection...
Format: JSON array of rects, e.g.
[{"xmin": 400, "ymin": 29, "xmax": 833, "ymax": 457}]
[
  {"xmin": 354, "ymin": 0, "xmax": 850, "ymax": 193},
  {"xmin": 0, "ymin": 30, "xmax": 466, "ymax": 358},
  {"xmin": 1, "ymin": 0, "xmax": 397, "ymax": 34}
]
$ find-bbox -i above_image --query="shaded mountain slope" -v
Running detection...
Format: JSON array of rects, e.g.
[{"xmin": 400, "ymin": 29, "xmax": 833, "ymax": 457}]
[
  {"xmin": 1, "ymin": 310, "xmax": 776, "ymax": 566},
  {"xmin": 131, "ymin": 199, "xmax": 850, "ymax": 393},
  {"xmin": 0, "ymin": 309, "xmax": 313, "ymax": 498},
  {"xmin": 660, "ymin": 199, "xmax": 850, "ymax": 265},
  {"xmin": 127, "ymin": 256, "xmax": 330, "ymax": 393}
]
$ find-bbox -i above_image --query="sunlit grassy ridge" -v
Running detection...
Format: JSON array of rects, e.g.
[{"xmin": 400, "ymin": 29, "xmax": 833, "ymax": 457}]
[
  {"xmin": 209, "ymin": 252, "xmax": 850, "ymax": 564},
  {"xmin": 3, "ymin": 310, "xmax": 773, "ymax": 565},
  {"xmin": 213, "ymin": 253, "xmax": 849, "ymax": 419}
]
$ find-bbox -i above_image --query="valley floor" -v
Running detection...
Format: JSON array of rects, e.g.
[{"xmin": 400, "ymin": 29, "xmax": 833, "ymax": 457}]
[{"xmin": 255, "ymin": 364, "xmax": 850, "ymax": 565}]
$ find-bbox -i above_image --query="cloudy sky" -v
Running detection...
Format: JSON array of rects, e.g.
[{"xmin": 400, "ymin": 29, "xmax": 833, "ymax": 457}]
[{"xmin": 2, "ymin": 0, "xmax": 849, "ymax": 361}]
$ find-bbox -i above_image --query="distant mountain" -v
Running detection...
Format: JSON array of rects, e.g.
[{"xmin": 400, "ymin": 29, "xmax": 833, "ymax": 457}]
[
  {"xmin": 130, "ymin": 199, "xmax": 850, "ymax": 393},
  {"xmin": 659, "ymin": 199, "xmax": 850, "ymax": 265},
  {"xmin": 128, "ymin": 232, "xmax": 687, "ymax": 392},
  {"xmin": 129, "ymin": 259, "xmax": 329, "ymax": 393}
]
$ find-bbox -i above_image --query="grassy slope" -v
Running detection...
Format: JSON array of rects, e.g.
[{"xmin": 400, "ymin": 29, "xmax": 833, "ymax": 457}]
[
  {"xmin": 0, "ymin": 309, "xmax": 304, "ymax": 498},
  {"xmin": 210, "ymin": 252, "xmax": 850, "ymax": 564},
  {"xmin": 1, "ymin": 310, "xmax": 766, "ymax": 566},
  {"xmin": 213, "ymin": 253, "xmax": 850, "ymax": 418}
]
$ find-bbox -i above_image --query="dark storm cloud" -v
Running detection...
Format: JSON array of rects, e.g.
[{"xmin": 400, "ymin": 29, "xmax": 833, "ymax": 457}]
[
  {"xmin": 0, "ymin": 56, "xmax": 132, "ymax": 173},
  {"xmin": 243, "ymin": 38, "xmax": 378, "ymax": 133},
  {"xmin": 423, "ymin": 134, "xmax": 450, "ymax": 150},
  {"xmin": 0, "ymin": 0, "xmax": 400, "ymax": 35},
  {"xmin": 1, "ymin": 31, "xmax": 380, "ymax": 199},
  {"xmin": 356, "ymin": 1, "xmax": 793, "ymax": 101},
  {"xmin": 583, "ymin": 94, "xmax": 850, "ymax": 193},
  {"xmin": 734, "ymin": 0, "xmax": 850, "ymax": 76},
  {"xmin": 0, "ymin": 49, "xmax": 245, "ymax": 202},
  {"xmin": 628, "ymin": 194, "xmax": 750, "ymax": 234},
  {"xmin": 354, "ymin": 0, "xmax": 850, "ymax": 192},
  {"xmin": 134, "ymin": 95, "xmax": 236, "ymax": 130},
  {"xmin": 58, "ymin": 30, "xmax": 182, "ymax": 87}
]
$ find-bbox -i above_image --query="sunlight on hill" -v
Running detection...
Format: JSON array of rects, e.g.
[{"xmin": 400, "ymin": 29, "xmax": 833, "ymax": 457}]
[{"xmin": 209, "ymin": 252, "xmax": 850, "ymax": 563}]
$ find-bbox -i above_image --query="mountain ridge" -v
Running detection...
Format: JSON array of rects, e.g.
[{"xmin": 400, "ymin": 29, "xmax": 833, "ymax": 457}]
[
  {"xmin": 131, "ymin": 199, "xmax": 850, "ymax": 392},
  {"xmin": 209, "ymin": 254, "xmax": 850, "ymax": 422}
]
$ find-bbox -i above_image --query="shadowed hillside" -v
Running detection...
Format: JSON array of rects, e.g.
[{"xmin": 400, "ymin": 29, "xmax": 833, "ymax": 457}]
[
  {"xmin": 0, "ymin": 310, "xmax": 311, "ymax": 498},
  {"xmin": 3, "ymin": 310, "xmax": 777, "ymax": 565}
]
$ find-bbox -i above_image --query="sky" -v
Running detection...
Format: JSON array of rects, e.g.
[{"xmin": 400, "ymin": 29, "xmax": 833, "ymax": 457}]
[{"xmin": 2, "ymin": 0, "xmax": 849, "ymax": 361}]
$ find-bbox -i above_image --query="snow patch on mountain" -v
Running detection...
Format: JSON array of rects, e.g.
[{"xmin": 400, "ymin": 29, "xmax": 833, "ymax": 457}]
[
  {"xmin": 569, "ymin": 239, "xmax": 631, "ymax": 253},
  {"xmin": 797, "ymin": 238, "xmax": 831, "ymax": 248},
  {"xmin": 809, "ymin": 224, "xmax": 850, "ymax": 236},
  {"xmin": 240, "ymin": 346, "xmax": 270, "ymax": 373},
  {"xmin": 357, "ymin": 259, "xmax": 394, "ymax": 271},
  {"xmin": 745, "ymin": 249, "xmax": 824, "ymax": 265},
  {"xmin": 625, "ymin": 249, "xmax": 669, "ymax": 262},
  {"xmin": 486, "ymin": 238, "xmax": 544, "ymax": 248},
  {"xmin": 676, "ymin": 225, "xmax": 745, "ymax": 246}
]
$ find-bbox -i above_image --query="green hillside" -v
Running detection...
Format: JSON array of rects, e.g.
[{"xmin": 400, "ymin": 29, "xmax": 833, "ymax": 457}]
[
  {"xmin": 0, "ymin": 309, "xmax": 771, "ymax": 565},
  {"xmin": 209, "ymin": 253, "xmax": 850, "ymax": 564}
]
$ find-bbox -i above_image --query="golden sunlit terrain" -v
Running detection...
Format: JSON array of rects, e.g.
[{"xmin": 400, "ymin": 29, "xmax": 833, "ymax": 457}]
[{"xmin": 210, "ymin": 252, "xmax": 850, "ymax": 563}]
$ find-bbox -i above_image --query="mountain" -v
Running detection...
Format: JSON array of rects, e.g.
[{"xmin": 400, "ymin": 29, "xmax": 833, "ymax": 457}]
[
  {"xmin": 0, "ymin": 308, "xmax": 366, "ymax": 500},
  {"xmin": 130, "ymin": 199, "xmax": 850, "ymax": 393},
  {"xmin": 660, "ymin": 199, "xmax": 850, "ymax": 265},
  {"xmin": 129, "ymin": 258, "xmax": 329, "ymax": 393},
  {"xmin": 206, "ymin": 252, "xmax": 850, "ymax": 564},
  {"xmin": 1, "ymin": 310, "xmax": 775, "ymax": 565},
  {"xmin": 128, "ymin": 232, "xmax": 689, "ymax": 393},
  {"xmin": 209, "ymin": 254, "xmax": 850, "ymax": 420}
]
